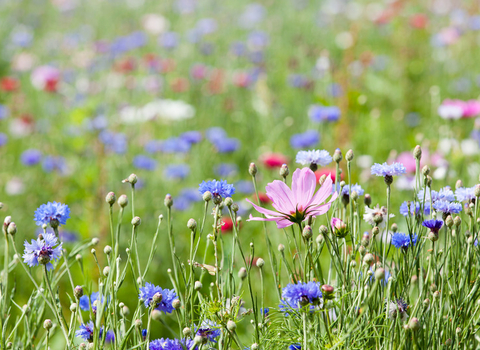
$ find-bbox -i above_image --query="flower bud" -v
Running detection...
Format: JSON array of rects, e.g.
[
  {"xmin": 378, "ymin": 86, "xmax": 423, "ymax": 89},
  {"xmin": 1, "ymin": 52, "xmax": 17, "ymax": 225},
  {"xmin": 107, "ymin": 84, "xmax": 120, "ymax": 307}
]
[
  {"xmin": 302, "ymin": 225, "xmax": 313, "ymax": 240},
  {"xmin": 433, "ymin": 291, "xmax": 440, "ymax": 299},
  {"xmin": 238, "ymin": 267, "xmax": 247, "ymax": 279},
  {"xmin": 79, "ymin": 343, "xmax": 87, "ymax": 350},
  {"xmin": 351, "ymin": 191, "xmax": 359, "ymax": 201},
  {"xmin": 428, "ymin": 231, "xmax": 438, "ymax": 242},
  {"xmin": 456, "ymin": 327, "xmax": 462, "ymax": 334},
  {"xmin": 359, "ymin": 245, "xmax": 366, "ymax": 256},
  {"xmin": 363, "ymin": 253, "xmax": 374, "ymax": 265},
  {"xmin": 361, "ymin": 232, "xmax": 370, "ymax": 247},
  {"xmin": 131, "ymin": 216, "xmax": 141, "ymax": 227},
  {"xmin": 391, "ymin": 223, "xmax": 398, "ymax": 233},
  {"xmin": 445, "ymin": 215, "xmax": 453, "ymax": 228},
  {"xmin": 194, "ymin": 281, "xmax": 202, "ymax": 291},
  {"xmin": 321, "ymin": 285, "xmax": 335, "ymax": 300},
  {"xmin": 202, "ymin": 191, "xmax": 212, "ymax": 202},
  {"xmin": 151, "ymin": 309, "xmax": 162, "ymax": 321},
  {"xmin": 426, "ymin": 175, "xmax": 432, "ymax": 187},
  {"xmin": 454, "ymin": 216, "xmax": 461, "ymax": 227},
  {"xmin": 106, "ymin": 192, "xmax": 116, "ymax": 206},
  {"xmin": 164, "ymin": 194, "xmax": 173, "ymax": 208},
  {"xmin": 103, "ymin": 266, "xmax": 110, "ymax": 276},
  {"xmin": 372, "ymin": 226, "xmax": 380, "ymax": 237},
  {"xmin": 194, "ymin": 335, "xmax": 205, "ymax": 345},
  {"xmin": 92, "ymin": 237, "xmax": 99, "ymax": 246},
  {"xmin": 6, "ymin": 342, "xmax": 12, "ymax": 349},
  {"xmin": 318, "ymin": 174, "xmax": 327, "ymax": 186},
  {"xmin": 350, "ymin": 260, "xmax": 357, "ymax": 268},
  {"xmin": 251, "ymin": 344, "xmax": 259, "ymax": 350},
  {"xmin": 445, "ymin": 339, "xmax": 452, "ymax": 346},
  {"xmin": 70, "ymin": 303, "xmax": 77, "ymax": 312},
  {"xmin": 127, "ymin": 173, "xmax": 138, "ymax": 184},
  {"xmin": 333, "ymin": 149, "xmax": 342, "ymax": 163},
  {"xmin": 76, "ymin": 254, "xmax": 82, "ymax": 262},
  {"xmin": 121, "ymin": 307, "xmax": 130, "ymax": 317},
  {"xmin": 455, "ymin": 179, "xmax": 463, "ymax": 190},
  {"xmin": 227, "ymin": 320, "xmax": 236, "ymax": 331},
  {"xmin": 135, "ymin": 319, "xmax": 143, "ymax": 328},
  {"xmin": 316, "ymin": 234, "xmax": 324, "ymax": 245},
  {"xmin": 346, "ymin": 149, "xmax": 354, "ymax": 162},
  {"xmin": 280, "ymin": 164, "xmax": 289, "ymax": 178},
  {"xmin": 475, "ymin": 185, "xmax": 480, "ymax": 198},
  {"xmin": 278, "ymin": 244, "xmax": 285, "ymax": 252},
  {"xmin": 413, "ymin": 145, "xmax": 422, "ymax": 160},
  {"xmin": 319, "ymin": 225, "xmax": 329, "ymax": 236},
  {"xmin": 256, "ymin": 258, "xmax": 265, "ymax": 268},
  {"xmin": 118, "ymin": 194, "xmax": 128, "ymax": 208},
  {"xmin": 3, "ymin": 216, "xmax": 11, "ymax": 235},
  {"xmin": 374, "ymin": 268, "xmax": 385, "ymax": 280},
  {"xmin": 408, "ymin": 317, "xmax": 420, "ymax": 331},
  {"xmin": 224, "ymin": 197, "xmax": 233, "ymax": 207},
  {"xmin": 172, "ymin": 299, "xmax": 181, "ymax": 309},
  {"xmin": 423, "ymin": 298, "xmax": 430, "ymax": 307},
  {"xmin": 213, "ymin": 194, "xmax": 222, "ymax": 205},
  {"xmin": 411, "ymin": 275, "xmax": 418, "ymax": 284},
  {"xmin": 249, "ymin": 163, "xmax": 257, "ymax": 176},
  {"xmin": 7, "ymin": 222, "xmax": 16, "ymax": 236},
  {"xmin": 422, "ymin": 165, "xmax": 430, "ymax": 176},
  {"xmin": 186, "ymin": 218, "xmax": 197, "ymax": 231},
  {"xmin": 183, "ymin": 327, "xmax": 192, "ymax": 337},
  {"xmin": 74, "ymin": 285, "xmax": 84, "ymax": 298},
  {"xmin": 43, "ymin": 319, "xmax": 53, "ymax": 330},
  {"xmin": 104, "ymin": 245, "xmax": 112, "ymax": 255},
  {"xmin": 364, "ymin": 194, "xmax": 372, "ymax": 207}
]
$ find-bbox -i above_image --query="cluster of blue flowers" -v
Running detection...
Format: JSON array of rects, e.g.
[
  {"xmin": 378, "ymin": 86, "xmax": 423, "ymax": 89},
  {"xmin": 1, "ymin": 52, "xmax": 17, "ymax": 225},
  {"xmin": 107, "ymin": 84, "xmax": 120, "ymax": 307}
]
[
  {"xmin": 422, "ymin": 219, "xmax": 444, "ymax": 233},
  {"xmin": 308, "ymin": 105, "xmax": 341, "ymax": 122},
  {"xmin": 341, "ymin": 184, "xmax": 364, "ymax": 197},
  {"xmin": 149, "ymin": 338, "xmax": 195, "ymax": 350},
  {"xmin": 399, "ymin": 201, "xmax": 430, "ymax": 217},
  {"xmin": 198, "ymin": 179, "xmax": 235, "ymax": 198},
  {"xmin": 391, "ymin": 232, "xmax": 418, "ymax": 249},
  {"xmin": 139, "ymin": 282, "xmax": 177, "ymax": 314},
  {"xmin": 371, "ymin": 162, "xmax": 406, "ymax": 177},
  {"xmin": 290, "ymin": 130, "xmax": 319, "ymax": 149},
  {"xmin": 33, "ymin": 201, "xmax": 70, "ymax": 227},
  {"xmin": 280, "ymin": 281, "xmax": 322, "ymax": 311}
]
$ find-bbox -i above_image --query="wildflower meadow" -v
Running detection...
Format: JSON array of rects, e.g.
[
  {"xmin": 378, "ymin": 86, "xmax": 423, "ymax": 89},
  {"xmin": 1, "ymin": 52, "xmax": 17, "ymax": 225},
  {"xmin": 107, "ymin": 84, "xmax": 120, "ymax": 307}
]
[{"xmin": 2, "ymin": 0, "xmax": 480, "ymax": 349}]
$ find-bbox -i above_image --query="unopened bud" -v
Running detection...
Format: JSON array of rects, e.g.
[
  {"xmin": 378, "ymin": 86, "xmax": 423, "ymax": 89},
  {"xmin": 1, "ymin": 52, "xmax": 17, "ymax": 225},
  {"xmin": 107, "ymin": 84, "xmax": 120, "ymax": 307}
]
[
  {"xmin": 43, "ymin": 319, "xmax": 53, "ymax": 330},
  {"xmin": 454, "ymin": 216, "xmax": 461, "ymax": 227},
  {"xmin": 7, "ymin": 222, "xmax": 16, "ymax": 236},
  {"xmin": 319, "ymin": 225, "xmax": 329, "ymax": 236},
  {"xmin": 106, "ymin": 192, "xmax": 116, "ymax": 205},
  {"xmin": 238, "ymin": 267, "xmax": 247, "ymax": 279},
  {"xmin": 364, "ymin": 194, "xmax": 372, "ymax": 207},
  {"xmin": 361, "ymin": 232, "xmax": 370, "ymax": 246},
  {"xmin": 70, "ymin": 303, "xmax": 77, "ymax": 312},
  {"xmin": 408, "ymin": 317, "xmax": 420, "ymax": 331},
  {"xmin": 194, "ymin": 281, "xmax": 202, "ymax": 291},
  {"xmin": 372, "ymin": 226, "xmax": 380, "ymax": 237},
  {"xmin": 122, "ymin": 306, "xmax": 130, "ymax": 316},
  {"xmin": 92, "ymin": 237, "xmax": 99, "ymax": 245},
  {"xmin": 363, "ymin": 253, "xmax": 374, "ymax": 265},
  {"xmin": 256, "ymin": 258, "xmax": 265, "ymax": 268},
  {"xmin": 374, "ymin": 268, "xmax": 385, "ymax": 280},
  {"xmin": 455, "ymin": 179, "xmax": 463, "ymax": 190},
  {"xmin": 104, "ymin": 245, "xmax": 112, "ymax": 255},
  {"xmin": 172, "ymin": 299, "xmax": 181, "ymax": 309},
  {"xmin": 302, "ymin": 225, "xmax": 313, "ymax": 240},
  {"xmin": 428, "ymin": 232, "xmax": 438, "ymax": 242},
  {"xmin": 164, "ymin": 194, "xmax": 173, "ymax": 208},
  {"xmin": 251, "ymin": 344, "xmax": 259, "ymax": 350},
  {"xmin": 475, "ymin": 185, "xmax": 480, "ymax": 198},
  {"xmin": 333, "ymin": 149, "xmax": 342, "ymax": 163},
  {"xmin": 446, "ymin": 215, "xmax": 453, "ymax": 228},
  {"xmin": 423, "ymin": 298, "xmax": 430, "ymax": 307},
  {"xmin": 346, "ymin": 149, "xmax": 354, "ymax": 162},
  {"xmin": 224, "ymin": 197, "xmax": 233, "ymax": 207},
  {"xmin": 280, "ymin": 164, "xmax": 289, "ymax": 178},
  {"xmin": 74, "ymin": 286, "xmax": 84, "ymax": 298},
  {"xmin": 391, "ymin": 223, "xmax": 398, "ymax": 233},
  {"xmin": 321, "ymin": 285, "xmax": 335, "ymax": 300},
  {"xmin": 359, "ymin": 245, "xmax": 366, "ymax": 256},
  {"xmin": 213, "ymin": 194, "xmax": 222, "ymax": 205},
  {"xmin": 227, "ymin": 320, "xmax": 236, "ymax": 331},
  {"xmin": 278, "ymin": 244, "xmax": 285, "ymax": 252},
  {"xmin": 202, "ymin": 191, "xmax": 212, "ymax": 202},
  {"xmin": 135, "ymin": 319, "xmax": 142, "ymax": 328},
  {"xmin": 187, "ymin": 218, "xmax": 197, "ymax": 230},
  {"xmin": 151, "ymin": 309, "xmax": 162, "ymax": 321},
  {"xmin": 316, "ymin": 234, "xmax": 324, "ymax": 245},
  {"xmin": 413, "ymin": 145, "xmax": 422, "ymax": 160},
  {"xmin": 249, "ymin": 163, "xmax": 257, "ymax": 176},
  {"xmin": 118, "ymin": 194, "xmax": 128, "ymax": 208},
  {"xmin": 183, "ymin": 327, "xmax": 192, "ymax": 337},
  {"xmin": 103, "ymin": 266, "xmax": 110, "ymax": 276},
  {"xmin": 127, "ymin": 173, "xmax": 138, "ymax": 184},
  {"xmin": 422, "ymin": 165, "xmax": 430, "ymax": 176},
  {"xmin": 131, "ymin": 216, "xmax": 141, "ymax": 227}
]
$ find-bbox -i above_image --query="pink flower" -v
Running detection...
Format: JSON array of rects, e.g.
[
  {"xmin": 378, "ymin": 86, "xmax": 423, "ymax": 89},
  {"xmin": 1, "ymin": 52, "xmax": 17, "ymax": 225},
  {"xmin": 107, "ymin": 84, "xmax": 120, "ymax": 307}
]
[
  {"xmin": 439, "ymin": 99, "xmax": 480, "ymax": 119},
  {"xmin": 31, "ymin": 65, "xmax": 60, "ymax": 92},
  {"xmin": 331, "ymin": 217, "xmax": 348, "ymax": 238},
  {"xmin": 247, "ymin": 167, "xmax": 337, "ymax": 229}
]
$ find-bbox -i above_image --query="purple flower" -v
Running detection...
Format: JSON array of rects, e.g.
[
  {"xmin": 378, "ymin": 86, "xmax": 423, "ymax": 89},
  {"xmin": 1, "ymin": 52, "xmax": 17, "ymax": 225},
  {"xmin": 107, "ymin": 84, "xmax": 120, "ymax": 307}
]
[
  {"xmin": 180, "ymin": 131, "xmax": 202, "ymax": 144},
  {"xmin": 34, "ymin": 202, "xmax": 70, "ymax": 227},
  {"xmin": 308, "ymin": 105, "xmax": 341, "ymax": 122},
  {"xmin": 290, "ymin": 130, "xmax": 319, "ymax": 149},
  {"xmin": 195, "ymin": 320, "xmax": 221, "ymax": 343},
  {"xmin": 455, "ymin": 186, "xmax": 476, "ymax": 202},
  {"xmin": 164, "ymin": 164, "xmax": 190, "ymax": 180},
  {"xmin": 371, "ymin": 162, "xmax": 406, "ymax": 177},
  {"xmin": 161, "ymin": 138, "xmax": 191, "ymax": 153},
  {"xmin": 212, "ymin": 138, "xmax": 240, "ymax": 153},
  {"xmin": 281, "ymin": 281, "xmax": 322, "ymax": 309},
  {"xmin": 139, "ymin": 283, "xmax": 177, "ymax": 314},
  {"xmin": 133, "ymin": 155, "xmax": 157, "ymax": 171},
  {"xmin": 422, "ymin": 219, "xmax": 444, "ymax": 234},
  {"xmin": 391, "ymin": 232, "xmax": 417, "ymax": 249},
  {"xmin": 199, "ymin": 180, "xmax": 235, "ymax": 198},
  {"xmin": 433, "ymin": 200, "xmax": 462, "ymax": 214},
  {"xmin": 206, "ymin": 127, "xmax": 227, "ymax": 142},
  {"xmin": 150, "ymin": 338, "xmax": 195, "ymax": 350},
  {"xmin": 230, "ymin": 41, "xmax": 246, "ymax": 56},
  {"xmin": 296, "ymin": 150, "xmax": 332, "ymax": 167},
  {"xmin": 21, "ymin": 149, "xmax": 42, "ymax": 166},
  {"xmin": 23, "ymin": 233, "xmax": 63, "ymax": 271}
]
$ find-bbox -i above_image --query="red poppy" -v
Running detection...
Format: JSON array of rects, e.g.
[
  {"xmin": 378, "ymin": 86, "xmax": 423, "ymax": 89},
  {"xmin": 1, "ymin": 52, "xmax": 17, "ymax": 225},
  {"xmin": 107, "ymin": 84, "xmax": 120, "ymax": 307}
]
[
  {"xmin": 260, "ymin": 153, "xmax": 288, "ymax": 168},
  {"xmin": 221, "ymin": 217, "xmax": 234, "ymax": 233},
  {"xmin": 1, "ymin": 77, "xmax": 20, "ymax": 92}
]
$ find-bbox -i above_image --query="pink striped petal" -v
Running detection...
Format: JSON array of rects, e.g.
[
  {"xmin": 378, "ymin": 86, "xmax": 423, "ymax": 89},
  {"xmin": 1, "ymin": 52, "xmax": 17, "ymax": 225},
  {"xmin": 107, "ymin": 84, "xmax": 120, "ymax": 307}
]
[
  {"xmin": 291, "ymin": 168, "xmax": 317, "ymax": 209},
  {"xmin": 246, "ymin": 198, "xmax": 283, "ymax": 218},
  {"xmin": 308, "ymin": 175, "xmax": 334, "ymax": 207},
  {"xmin": 265, "ymin": 180, "xmax": 296, "ymax": 213}
]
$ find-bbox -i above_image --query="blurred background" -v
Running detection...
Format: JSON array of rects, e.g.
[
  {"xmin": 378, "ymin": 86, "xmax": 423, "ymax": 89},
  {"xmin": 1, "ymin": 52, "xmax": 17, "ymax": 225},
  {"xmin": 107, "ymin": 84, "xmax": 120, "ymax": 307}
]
[{"xmin": 1, "ymin": 0, "xmax": 480, "ymax": 342}]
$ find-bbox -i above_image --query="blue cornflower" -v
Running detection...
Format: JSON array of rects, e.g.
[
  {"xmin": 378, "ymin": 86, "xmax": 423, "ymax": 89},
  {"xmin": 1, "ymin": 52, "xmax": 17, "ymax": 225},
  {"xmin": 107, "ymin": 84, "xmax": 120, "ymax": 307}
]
[
  {"xmin": 150, "ymin": 338, "xmax": 195, "ymax": 350},
  {"xmin": 42, "ymin": 156, "xmax": 67, "ymax": 174},
  {"xmin": 179, "ymin": 188, "xmax": 202, "ymax": 202},
  {"xmin": 422, "ymin": 219, "xmax": 444, "ymax": 234},
  {"xmin": 308, "ymin": 105, "xmax": 341, "ymax": 122},
  {"xmin": 164, "ymin": 164, "xmax": 190, "ymax": 180},
  {"xmin": 418, "ymin": 187, "xmax": 455, "ymax": 203},
  {"xmin": 23, "ymin": 233, "xmax": 63, "ymax": 271},
  {"xmin": 98, "ymin": 131, "xmax": 127, "ymax": 154},
  {"xmin": 34, "ymin": 202, "xmax": 70, "ymax": 227},
  {"xmin": 75, "ymin": 321, "xmax": 95, "ymax": 341},
  {"xmin": 199, "ymin": 179, "xmax": 235, "ymax": 198},
  {"xmin": 371, "ymin": 162, "xmax": 406, "ymax": 177},
  {"xmin": 290, "ymin": 130, "xmax": 319, "ymax": 149},
  {"xmin": 159, "ymin": 32, "xmax": 179, "ymax": 49},
  {"xmin": 295, "ymin": 150, "xmax": 332, "ymax": 167},
  {"xmin": 261, "ymin": 307, "xmax": 270, "ymax": 316},
  {"xmin": 341, "ymin": 184, "xmax": 364, "ymax": 197},
  {"xmin": 139, "ymin": 283, "xmax": 177, "ymax": 314},
  {"xmin": 391, "ymin": 232, "xmax": 418, "ymax": 249},
  {"xmin": 433, "ymin": 200, "xmax": 462, "ymax": 214},
  {"xmin": 142, "ymin": 329, "xmax": 147, "ymax": 339},
  {"xmin": 195, "ymin": 320, "xmax": 221, "ymax": 343},
  {"xmin": 105, "ymin": 330, "xmax": 115, "ymax": 343},
  {"xmin": 399, "ymin": 201, "xmax": 430, "ymax": 216},
  {"xmin": 455, "ymin": 186, "xmax": 476, "ymax": 202},
  {"xmin": 180, "ymin": 131, "xmax": 202, "ymax": 144},
  {"xmin": 213, "ymin": 138, "xmax": 241, "ymax": 153},
  {"xmin": 282, "ymin": 281, "xmax": 322, "ymax": 308},
  {"xmin": 79, "ymin": 292, "xmax": 107, "ymax": 312},
  {"xmin": 206, "ymin": 127, "xmax": 227, "ymax": 142},
  {"xmin": 133, "ymin": 155, "xmax": 157, "ymax": 171},
  {"xmin": 161, "ymin": 138, "xmax": 191, "ymax": 153},
  {"xmin": 289, "ymin": 344, "xmax": 301, "ymax": 350},
  {"xmin": 21, "ymin": 149, "xmax": 42, "ymax": 166},
  {"xmin": 215, "ymin": 163, "xmax": 238, "ymax": 177}
]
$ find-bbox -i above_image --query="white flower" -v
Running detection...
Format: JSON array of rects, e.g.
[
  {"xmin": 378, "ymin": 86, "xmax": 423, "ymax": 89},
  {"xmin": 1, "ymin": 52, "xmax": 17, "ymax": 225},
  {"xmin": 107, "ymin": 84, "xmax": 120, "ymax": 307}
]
[
  {"xmin": 142, "ymin": 14, "xmax": 169, "ymax": 35},
  {"xmin": 438, "ymin": 105, "xmax": 462, "ymax": 119},
  {"xmin": 363, "ymin": 205, "xmax": 394, "ymax": 228},
  {"xmin": 119, "ymin": 99, "xmax": 195, "ymax": 124}
]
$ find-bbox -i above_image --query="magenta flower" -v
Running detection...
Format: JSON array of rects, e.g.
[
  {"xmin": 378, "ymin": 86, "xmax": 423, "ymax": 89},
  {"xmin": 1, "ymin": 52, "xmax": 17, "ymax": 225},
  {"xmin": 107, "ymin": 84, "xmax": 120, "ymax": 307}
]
[
  {"xmin": 331, "ymin": 217, "xmax": 348, "ymax": 238},
  {"xmin": 247, "ymin": 167, "xmax": 337, "ymax": 229}
]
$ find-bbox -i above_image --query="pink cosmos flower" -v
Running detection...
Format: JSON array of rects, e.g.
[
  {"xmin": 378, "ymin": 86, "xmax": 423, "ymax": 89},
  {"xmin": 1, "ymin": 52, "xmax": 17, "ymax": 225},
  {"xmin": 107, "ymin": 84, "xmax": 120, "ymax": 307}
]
[
  {"xmin": 439, "ymin": 99, "xmax": 480, "ymax": 119},
  {"xmin": 331, "ymin": 217, "xmax": 348, "ymax": 238},
  {"xmin": 247, "ymin": 167, "xmax": 337, "ymax": 229}
]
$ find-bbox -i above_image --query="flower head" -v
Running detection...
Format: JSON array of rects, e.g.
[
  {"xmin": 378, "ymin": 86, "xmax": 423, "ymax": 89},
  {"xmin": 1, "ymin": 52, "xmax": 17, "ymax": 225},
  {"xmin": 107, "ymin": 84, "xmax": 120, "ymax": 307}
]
[
  {"xmin": 149, "ymin": 338, "xmax": 195, "ymax": 350},
  {"xmin": 198, "ymin": 179, "xmax": 235, "ymax": 199},
  {"xmin": 139, "ymin": 282, "xmax": 177, "ymax": 314},
  {"xmin": 341, "ymin": 184, "xmax": 364, "ymax": 197},
  {"xmin": 281, "ymin": 281, "xmax": 322, "ymax": 308},
  {"xmin": 363, "ymin": 205, "xmax": 394, "ymax": 228},
  {"xmin": 295, "ymin": 150, "xmax": 332, "ymax": 167},
  {"xmin": 79, "ymin": 292, "xmax": 107, "ymax": 312},
  {"xmin": 399, "ymin": 201, "xmax": 430, "ymax": 217},
  {"xmin": 422, "ymin": 219, "xmax": 444, "ymax": 234},
  {"xmin": 331, "ymin": 217, "xmax": 348, "ymax": 238},
  {"xmin": 23, "ymin": 233, "xmax": 63, "ymax": 271},
  {"xmin": 371, "ymin": 162, "xmax": 406, "ymax": 177},
  {"xmin": 34, "ymin": 202, "xmax": 70, "ymax": 227},
  {"xmin": 247, "ymin": 168, "xmax": 337, "ymax": 229},
  {"xmin": 387, "ymin": 298, "xmax": 408, "ymax": 321},
  {"xmin": 417, "ymin": 187, "xmax": 455, "ymax": 203},
  {"xmin": 195, "ymin": 320, "xmax": 221, "ymax": 342},
  {"xmin": 75, "ymin": 321, "xmax": 96, "ymax": 342},
  {"xmin": 391, "ymin": 232, "xmax": 418, "ymax": 249},
  {"xmin": 433, "ymin": 200, "xmax": 462, "ymax": 214},
  {"xmin": 455, "ymin": 186, "xmax": 476, "ymax": 202}
]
